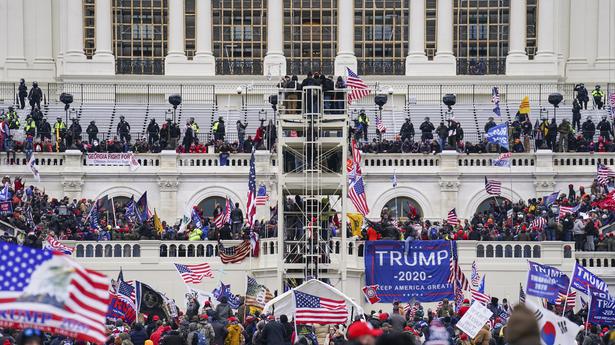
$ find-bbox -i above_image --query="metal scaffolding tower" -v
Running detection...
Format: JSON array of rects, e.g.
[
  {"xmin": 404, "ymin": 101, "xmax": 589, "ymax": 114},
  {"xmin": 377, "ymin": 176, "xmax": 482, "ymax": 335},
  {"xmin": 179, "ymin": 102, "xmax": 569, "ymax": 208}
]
[{"xmin": 275, "ymin": 84, "xmax": 349, "ymax": 291}]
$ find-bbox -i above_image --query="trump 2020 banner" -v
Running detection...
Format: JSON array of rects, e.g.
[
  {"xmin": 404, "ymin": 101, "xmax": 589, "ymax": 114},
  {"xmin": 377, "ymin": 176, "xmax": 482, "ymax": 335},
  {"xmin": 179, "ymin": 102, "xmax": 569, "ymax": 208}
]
[
  {"xmin": 526, "ymin": 261, "xmax": 569, "ymax": 303},
  {"xmin": 364, "ymin": 240, "xmax": 453, "ymax": 303},
  {"xmin": 107, "ymin": 296, "xmax": 136, "ymax": 324},
  {"xmin": 0, "ymin": 243, "xmax": 110, "ymax": 344},
  {"xmin": 588, "ymin": 288, "xmax": 615, "ymax": 326},
  {"xmin": 570, "ymin": 262, "xmax": 609, "ymax": 294}
]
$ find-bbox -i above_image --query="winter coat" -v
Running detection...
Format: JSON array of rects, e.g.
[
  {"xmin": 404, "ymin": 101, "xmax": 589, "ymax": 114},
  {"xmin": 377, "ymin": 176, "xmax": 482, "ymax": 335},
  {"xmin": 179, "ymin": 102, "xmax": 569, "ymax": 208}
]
[
  {"xmin": 130, "ymin": 328, "xmax": 148, "ymax": 345},
  {"xmin": 215, "ymin": 302, "xmax": 233, "ymax": 321},
  {"xmin": 261, "ymin": 321, "xmax": 286, "ymax": 345},
  {"xmin": 473, "ymin": 326, "xmax": 491, "ymax": 345},
  {"xmin": 224, "ymin": 324, "xmax": 244, "ymax": 345}
]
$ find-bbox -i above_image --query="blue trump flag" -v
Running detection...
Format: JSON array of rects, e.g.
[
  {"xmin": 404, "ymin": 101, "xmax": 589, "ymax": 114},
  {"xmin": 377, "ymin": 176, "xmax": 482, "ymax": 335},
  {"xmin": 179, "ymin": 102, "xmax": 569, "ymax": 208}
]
[
  {"xmin": 570, "ymin": 262, "xmax": 609, "ymax": 294},
  {"xmin": 213, "ymin": 281, "xmax": 241, "ymax": 309},
  {"xmin": 588, "ymin": 288, "xmax": 615, "ymax": 325},
  {"xmin": 364, "ymin": 240, "xmax": 454, "ymax": 303},
  {"xmin": 485, "ymin": 123, "xmax": 509, "ymax": 150},
  {"xmin": 136, "ymin": 192, "xmax": 149, "ymax": 222},
  {"xmin": 526, "ymin": 261, "xmax": 570, "ymax": 303}
]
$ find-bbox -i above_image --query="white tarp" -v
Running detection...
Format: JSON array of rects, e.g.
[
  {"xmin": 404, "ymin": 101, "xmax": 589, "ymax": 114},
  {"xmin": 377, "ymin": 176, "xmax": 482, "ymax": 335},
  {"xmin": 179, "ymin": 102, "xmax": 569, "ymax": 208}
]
[{"xmin": 262, "ymin": 279, "xmax": 363, "ymax": 322}]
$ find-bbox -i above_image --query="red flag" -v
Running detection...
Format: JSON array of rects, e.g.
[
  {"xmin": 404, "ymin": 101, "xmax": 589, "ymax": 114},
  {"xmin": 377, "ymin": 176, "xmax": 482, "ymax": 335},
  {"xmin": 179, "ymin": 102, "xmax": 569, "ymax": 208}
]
[{"xmin": 362, "ymin": 285, "xmax": 381, "ymax": 304}]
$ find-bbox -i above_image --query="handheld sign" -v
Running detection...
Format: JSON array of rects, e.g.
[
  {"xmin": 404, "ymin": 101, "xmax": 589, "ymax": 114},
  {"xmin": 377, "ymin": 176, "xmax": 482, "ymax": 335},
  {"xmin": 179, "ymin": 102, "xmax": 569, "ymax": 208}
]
[
  {"xmin": 364, "ymin": 240, "xmax": 454, "ymax": 303},
  {"xmin": 456, "ymin": 302, "xmax": 493, "ymax": 338}
]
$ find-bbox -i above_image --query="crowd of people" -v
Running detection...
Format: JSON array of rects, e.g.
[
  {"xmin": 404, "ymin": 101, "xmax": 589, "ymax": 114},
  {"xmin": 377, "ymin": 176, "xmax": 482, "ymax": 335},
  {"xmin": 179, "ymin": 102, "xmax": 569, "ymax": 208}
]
[
  {"xmin": 1, "ymin": 296, "xmax": 613, "ymax": 345},
  {"xmin": 0, "ymin": 172, "xmax": 613, "ymax": 253},
  {"xmin": 4, "ymin": 79, "xmax": 611, "ymax": 159}
]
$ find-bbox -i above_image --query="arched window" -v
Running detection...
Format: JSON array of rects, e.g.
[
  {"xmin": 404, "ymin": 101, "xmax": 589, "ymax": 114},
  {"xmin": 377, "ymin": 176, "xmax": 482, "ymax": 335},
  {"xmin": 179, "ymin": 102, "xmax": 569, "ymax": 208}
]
[
  {"xmin": 486, "ymin": 245, "xmax": 494, "ymax": 257},
  {"xmin": 477, "ymin": 244, "xmax": 485, "ymax": 257},
  {"xmin": 523, "ymin": 245, "xmax": 532, "ymax": 258},
  {"xmin": 505, "ymin": 245, "xmax": 512, "ymax": 258},
  {"xmin": 133, "ymin": 244, "xmax": 140, "ymax": 257},
  {"xmin": 495, "ymin": 245, "xmax": 503, "ymax": 258},
  {"xmin": 123, "ymin": 244, "xmax": 132, "ymax": 257},
  {"xmin": 514, "ymin": 245, "xmax": 522, "ymax": 258},
  {"xmin": 76, "ymin": 245, "xmax": 85, "ymax": 258},
  {"xmin": 197, "ymin": 196, "xmax": 227, "ymax": 219},
  {"xmin": 532, "ymin": 246, "xmax": 541, "ymax": 258},
  {"xmin": 86, "ymin": 245, "xmax": 94, "ymax": 257},
  {"xmin": 563, "ymin": 245, "xmax": 572, "ymax": 259},
  {"xmin": 114, "ymin": 244, "xmax": 122, "ymax": 257},
  {"xmin": 95, "ymin": 245, "xmax": 103, "ymax": 257},
  {"xmin": 474, "ymin": 197, "xmax": 510, "ymax": 216},
  {"xmin": 383, "ymin": 197, "xmax": 423, "ymax": 219}
]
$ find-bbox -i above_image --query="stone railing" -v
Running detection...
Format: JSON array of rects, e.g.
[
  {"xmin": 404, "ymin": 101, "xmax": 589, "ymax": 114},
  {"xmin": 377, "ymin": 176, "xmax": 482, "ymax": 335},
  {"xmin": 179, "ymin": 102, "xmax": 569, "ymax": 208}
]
[{"xmin": 575, "ymin": 251, "xmax": 615, "ymax": 269}]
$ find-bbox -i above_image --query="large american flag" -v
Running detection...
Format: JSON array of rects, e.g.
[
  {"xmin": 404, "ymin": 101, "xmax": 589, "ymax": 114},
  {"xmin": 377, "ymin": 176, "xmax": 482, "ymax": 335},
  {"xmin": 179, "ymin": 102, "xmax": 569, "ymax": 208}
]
[
  {"xmin": 448, "ymin": 242, "xmax": 469, "ymax": 290},
  {"xmin": 470, "ymin": 288, "xmax": 491, "ymax": 306},
  {"xmin": 215, "ymin": 198, "xmax": 231, "ymax": 228},
  {"xmin": 484, "ymin": 177, "xmax": 502, "ymax": 195},
  {"xmin": 597, "ymin": 164, "xmax": 615, "ymax": 185},
  {"xmin": 447, "ymin": 208, "xmax": 459, "ymax": 226},
  {"xmin": 174, "ymin": 263, "xmax": 213, "ymax": 284},
  {"xmin": 294, "ymin": 291, "xmax": 348, "ymax": 325},
  {"xmin": 219, "ymin": 240, "xmax": 252, "ymax": 264},
  {"xmin": 559, "ymin": 204, "xmax": 579, "ymax": 218},
  {"xmin": 346, "ymin": 68, "xmax": 370, "ymax": 104},
  {"xmin": 255, "ymin": 184, "xmax": 269, "ymax": 206},
  {"xmin": 349, "ymin": 176, "xmax": 369, "ymax": 216},
  {"xmin": 375, "ymin": 116, "xmax": 386, "ymax": 133},
  {"xmin": 111, "ymin": 279, "xmax": 137, "ymax": 313},
  {"xmin": 0, "ymin": 243, "xmax": 110, "ymax": 344},
  {"xmin": 44, "ymin": 235, "xmax": 75, "ymax": 255},
  {"xmin": 246, "ymin": 148, "xmax": 257, "ymax": 228}
]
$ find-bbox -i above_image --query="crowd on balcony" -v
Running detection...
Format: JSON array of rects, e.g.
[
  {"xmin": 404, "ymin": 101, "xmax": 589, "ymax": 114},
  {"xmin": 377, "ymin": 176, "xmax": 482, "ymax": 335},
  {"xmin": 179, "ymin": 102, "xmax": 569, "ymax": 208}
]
[
  {"xmin": 362, "ymin": 182, "xmax": 615, "ymax": 252},
  {"xmin": 0, "ymin": 173, "xmax": 614, "ymax": 252}
]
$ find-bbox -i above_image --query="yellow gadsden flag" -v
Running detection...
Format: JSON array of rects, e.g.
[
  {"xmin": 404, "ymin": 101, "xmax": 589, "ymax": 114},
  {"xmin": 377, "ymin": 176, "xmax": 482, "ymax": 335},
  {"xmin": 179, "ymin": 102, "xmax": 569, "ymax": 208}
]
[
  {"xmin": 347, "ymin": 213, "xmax": 364, "ymax": 237},
  {"xmin": 153, "ymin": 209, "xmax": 164, "ymax": 234},
  {"xmin": 519, "ymin": 96, "xmax": 530, "ymax": 114}
]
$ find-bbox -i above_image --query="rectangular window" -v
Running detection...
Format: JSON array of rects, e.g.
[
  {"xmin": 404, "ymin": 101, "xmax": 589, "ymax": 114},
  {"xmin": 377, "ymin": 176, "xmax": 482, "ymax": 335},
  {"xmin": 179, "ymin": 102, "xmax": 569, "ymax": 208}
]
[
  {"xmin": 113, "ymin": 0, "xmax": 168, "ymax": 74},
  {"xmin": 212, "ymin": 0, "xmax": 266, "ymax": 75},
  {"xmin": 354, "ymin": 0, "xmax": 407, "ymax": 75},
  {"xmin": 83, "ymin": 0, "xmax": 96, "ymax": 59}
]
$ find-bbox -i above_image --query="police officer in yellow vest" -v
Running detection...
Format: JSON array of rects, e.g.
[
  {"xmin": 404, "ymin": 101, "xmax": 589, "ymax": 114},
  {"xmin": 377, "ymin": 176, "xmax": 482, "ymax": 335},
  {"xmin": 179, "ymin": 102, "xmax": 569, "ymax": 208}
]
[
  {"xmin": 54, "ymin": 117, "xmax": 67, "ymax": 146},
  {"xmin": 189, "ymin": 117, "xmax": 200, "ymax": 141},
  {"xmin": 592, "ymin": 85, "xmax": 605, "ymax": 110},
  {"xmin": 24, "ymin": 115, "xmax": 36, "ymax": 137},
  {"xmin": 358, "ymin": 109, "xmax": 369, "ymax": 141}
]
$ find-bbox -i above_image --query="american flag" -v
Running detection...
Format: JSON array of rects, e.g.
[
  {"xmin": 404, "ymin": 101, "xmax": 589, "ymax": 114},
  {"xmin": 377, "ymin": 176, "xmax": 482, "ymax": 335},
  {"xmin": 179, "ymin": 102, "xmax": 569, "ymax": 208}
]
[
  {"xmin": 375, "ymin": 116, "xmax": 386, "ymax": 133},
  {"xmin": 609, "ymin": 92, "xmax": 615, "ymax": 116},
  {"xmin": 454, "ymin": 284, "xmax": 465, "ymax": 313},
  {"xmin": 448, "ymin": 242, "xmax": 469, "ymax": 290},
  {"xmin": 246, "ymin": 148, "xmax": 257, "ymax": 228},
  {"xmin": 597, "ymin": 164, "xmax": 615, "ymax": 185},
  {"xmin": 492, "ymin": 152, "xmax": 512, "ymax": 167},
  {"xmin": 556, "ymin": 291, "xmax": 577, "ymax": 309},
  {"xmin": 530, "ymin": 217, "xmax": 547, "ymax": 230},
  {"xmin": 350, "ymin": 139, "xmax": 362, "ymax": 176},
  {"xmin": 492, "ymin": 87, "xmax": 501, "ymax": 117},
  {"xmin": 294, "ymin": 291, "xmax": 348, "ymax": 325},
  {"xmin": 484, "ymin": 177, "xmax": 502, "ymax": 195},
  {"xmin": 255, "ymin": 184, "xmax": 269, "ymax": 206},
  {"xmin": 519, "ymin": 283, "xmax": 526, "ymax": 303},
  {"xmin": 0, "ymin": 242, "xmax": 110, "ymax": 344},
  {"xmin": 349, "ymin": 176, "xmax": 369, "ymax": 216},
  {"xmin": 113, "ymin": 280, "xmax": 137, "ymax": 311},
  {"xmin": 219, "ymin": 240, "xmax": 252, "ymax": 264},
  {"xmin": 44, "ymin": 235, "xmax": 75, "ymax": 255},
  {"xmin": 245, "ymin": 276, "xmax": 273, "ymax": 310},
  {"xmin": 559, "ymin": 204, "xmax": 579, "ymax": 218},
  {"xmin": 447, "ymin": 208, "xmax": 459, "ymax": 226},
  {"xmin": 346, "ymin": 68, "xmax": 370, "ymax": 104},
  {"xmin": 470, "ymin": 261, "xmax": 481, "ymax": 289},
  {"xmin": 470, "ymin": 288, "xmax": 491, "ymax": 306},
  {"xmin": 213, "ymin": 206, "xmax": 225, "ymax": 228},
  {"xmin": 174, "ymin": 263, "xmax": 213, "ymax": 284}
]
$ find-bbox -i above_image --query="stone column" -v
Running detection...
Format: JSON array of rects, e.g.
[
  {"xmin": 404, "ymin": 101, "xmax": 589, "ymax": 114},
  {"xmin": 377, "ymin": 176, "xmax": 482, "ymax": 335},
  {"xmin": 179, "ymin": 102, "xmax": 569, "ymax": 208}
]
[
  {"xmin": 92, "ymin": 0, "xmax": 115, "ymax": 74},
  {"xmin": 263, "ymin": 0, "xmax": 286, "ymax": 77},
  {"xmin": 433, "ymin": 0, "xmax": 456, "ymax": 75},
  {"xmin": 407, "ymin": 0, "xmax": 427, "ymax": 61},
  {"xmin": 165, "ymin": 0, "xmax": 190, "ymax": 75},
  {"xmin": 33, "ymin": 0, "xmax": 55, "ymax": 66},
  {"xmin": 4, "ymin": 0, "xmax": 28, "ymax": 75},
  {"xmin": 334, "ymin": 0, "xmax": 357, "ymax": 76},
  {"xmin": 507, "ymin": 0, "xmax": 528, "ymax": 60},
  {"xmin": 62, "ymin": 0, "xmax": 92, "ymax": 75},
  {"xmin": 535, "ymin": 0, "xmax": 556, "ymax": 60},
  {"xmin": 595, "ymin": 0, "xmax": 615, "ymax": 67},
  {"xmin": 193, "ymin": 0, "xmax": 215, "ymax": 75},
  {"xmin": 158, "ymin": 151, "xmax": 180, "ymax": 221}
]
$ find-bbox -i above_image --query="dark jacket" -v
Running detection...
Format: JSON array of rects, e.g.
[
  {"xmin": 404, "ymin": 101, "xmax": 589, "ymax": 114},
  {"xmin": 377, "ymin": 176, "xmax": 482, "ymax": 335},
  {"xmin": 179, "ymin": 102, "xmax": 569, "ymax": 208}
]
[
  {"xmin": 261, "ymin": 321, "xmax": 286, "ymax": 345},
  {"xmin": 130, "ymin": 328, "xmax": 148, "ymax": 345},
  {"xmin": 215, "ymin": 302, "xmax": 233, "ymax": 321},
  {"xmin": 230, "ymin": 208, "xmax": 243, "ymax": 223},
  {"xmin": 211, "ymin": 320, "xmax": 228, "ymax": 345},
  {"xmin": 160, "ymin": 330, "xmax": 185, "ymax": 345}
]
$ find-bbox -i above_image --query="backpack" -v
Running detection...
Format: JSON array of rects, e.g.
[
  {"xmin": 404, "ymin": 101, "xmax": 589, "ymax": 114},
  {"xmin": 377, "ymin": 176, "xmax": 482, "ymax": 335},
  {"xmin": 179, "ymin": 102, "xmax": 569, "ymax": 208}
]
[{"xmin": 196, "ymin": 331, "xmax": 208, "ymax": 345}]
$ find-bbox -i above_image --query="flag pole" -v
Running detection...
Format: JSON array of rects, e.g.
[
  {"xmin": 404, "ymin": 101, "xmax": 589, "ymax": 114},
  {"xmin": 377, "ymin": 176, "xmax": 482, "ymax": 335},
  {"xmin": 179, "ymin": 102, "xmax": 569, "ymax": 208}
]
[
  {"xmin": 561, "ymin": 274, "xmax": 573, "ymax": 316},
  {"xmin": 292, "ymin": 290, "xmax": 299, "ymax": 344},
  {"xmin": 585, "ymin": 285, "xmax": 592, "ymax": 336}
]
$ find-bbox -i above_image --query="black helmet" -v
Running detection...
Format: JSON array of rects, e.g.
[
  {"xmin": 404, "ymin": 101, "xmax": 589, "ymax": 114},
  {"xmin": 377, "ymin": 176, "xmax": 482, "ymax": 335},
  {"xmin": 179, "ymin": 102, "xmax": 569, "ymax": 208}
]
[
  {"xmin": 32, "ymin": 81, "xmax": 38, "ymax": 87},
  {"xmin": 596, "ymin": 85, "xmax": 601, "ymax": 89},
  {"xmin": 90, "ymin": 120, "xmax": 95, "ymax": 124},
  {"xmin": 120, "ymin": 115, "xmax": 125, "ymax": 120}
]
